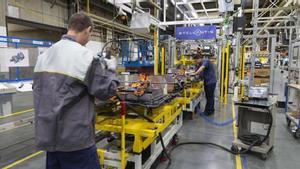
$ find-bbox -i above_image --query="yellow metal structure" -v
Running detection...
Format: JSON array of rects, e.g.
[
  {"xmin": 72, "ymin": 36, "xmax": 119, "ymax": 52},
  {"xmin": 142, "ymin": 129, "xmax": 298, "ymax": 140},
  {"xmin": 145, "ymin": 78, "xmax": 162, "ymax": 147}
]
[
  {"xmin": 95, "ymin": 81, "xmax": 204, "ymax": 168},
  {"xmin": 220, "ymin": 42, "xmax": 230, "ymax": 104},
  {"xmin": 161, "ymin": 47, "xmax": 165, "ymax": 75},
  {"xmin": 153, "ymin": 2, "xmax": 159, "ymax": 76},
  {"xmin": 121, "ymin": 113, "xmax": 126, "ymax": 169},
  {"xmin": 175, "ymin": 54, "xmax": 196, "ymax": 65},
  {"xmin": 95, "ymin": 49, "xmax": 204, "ymax": 167},
  {"xmin": 224, "ymin": 42, "xmax": 230, "ymax": 104},
  {"xmin": 154, "ymin": 44, "xmax": 159, "ymax": 75},
  {"xmin": 220, "ymin": 46, "xmax": 225, "ymax": 103},
  {"xmin": 181, "ymin": 82, "xmax": 204, "ymax": 107},
  {"xmin": 180, "ymin": 81, "xmax": 204, "ymax": 119},
  {"xmin": 95, "ymin": 97, "xmax": 184, "ymax": 153}
]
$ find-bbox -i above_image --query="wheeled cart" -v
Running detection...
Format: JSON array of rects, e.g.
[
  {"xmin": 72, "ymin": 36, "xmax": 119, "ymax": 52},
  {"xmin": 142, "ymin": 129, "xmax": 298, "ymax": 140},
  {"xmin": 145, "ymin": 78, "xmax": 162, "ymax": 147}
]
[
  {"xmin": 285, "ymin": 84, "xmax": 300, "ymax": 139},
  {"xmin": 232, "ymin": 99, "xmax": 276, "ymax": 160}
]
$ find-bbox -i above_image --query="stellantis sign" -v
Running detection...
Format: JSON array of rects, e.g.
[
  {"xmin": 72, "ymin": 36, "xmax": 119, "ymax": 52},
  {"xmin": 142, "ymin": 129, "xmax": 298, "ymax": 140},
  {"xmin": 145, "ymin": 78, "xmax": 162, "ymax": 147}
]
[{"xmin": 176, "ymin": 26, "xmax": 217, "ymax": 40}]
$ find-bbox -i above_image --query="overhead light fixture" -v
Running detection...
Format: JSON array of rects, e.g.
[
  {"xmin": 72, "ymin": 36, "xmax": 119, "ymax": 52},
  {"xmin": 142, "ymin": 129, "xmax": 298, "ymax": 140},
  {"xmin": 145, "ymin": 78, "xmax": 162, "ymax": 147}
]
[{"xmin": 176, "ymin": 14, "xmax": 181, "ymax": 18}]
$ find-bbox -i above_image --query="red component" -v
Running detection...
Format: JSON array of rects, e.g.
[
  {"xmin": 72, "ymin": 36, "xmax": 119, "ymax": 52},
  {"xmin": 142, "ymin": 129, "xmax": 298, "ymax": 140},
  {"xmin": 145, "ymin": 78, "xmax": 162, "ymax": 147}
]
[{"xmin": 121, "ymin": 101, "xmax": 126, "ymax": 116}]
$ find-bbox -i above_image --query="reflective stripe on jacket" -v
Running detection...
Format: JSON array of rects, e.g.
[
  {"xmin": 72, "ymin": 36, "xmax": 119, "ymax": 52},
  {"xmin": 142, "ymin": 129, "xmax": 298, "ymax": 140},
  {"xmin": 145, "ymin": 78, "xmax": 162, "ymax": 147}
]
[{"xmin": 33, "ymin": 38, "xmax": 118, "ymax": 152}]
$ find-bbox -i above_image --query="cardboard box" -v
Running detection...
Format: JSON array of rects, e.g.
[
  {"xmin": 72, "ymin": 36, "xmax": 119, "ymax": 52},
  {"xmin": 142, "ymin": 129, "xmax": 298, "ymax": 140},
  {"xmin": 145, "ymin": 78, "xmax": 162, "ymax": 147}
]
[
  {"xmin": 254, "ymin": 68, "xmax": 270, "ymax": 77},
  {"xmin": 254, "ymin": 77, "xmax": 269, "ymax": 86}
]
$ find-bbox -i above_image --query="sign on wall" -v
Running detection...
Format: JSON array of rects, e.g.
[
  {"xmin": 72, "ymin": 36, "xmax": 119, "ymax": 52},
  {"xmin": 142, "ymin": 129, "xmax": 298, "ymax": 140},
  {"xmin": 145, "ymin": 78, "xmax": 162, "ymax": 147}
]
[
  {"xmin": 176, "ymin": 26, "xmax": 217, "ymax": 40},
  {"xmin": 2, "ymin": 48, "xmax": 29, "ymax": 67}
]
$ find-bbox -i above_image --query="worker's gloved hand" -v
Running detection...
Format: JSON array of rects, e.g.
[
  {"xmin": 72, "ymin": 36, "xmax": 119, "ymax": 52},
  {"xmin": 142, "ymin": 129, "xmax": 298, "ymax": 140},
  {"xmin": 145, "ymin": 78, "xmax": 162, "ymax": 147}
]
[{"xmin": 103, "ymin": 56, "xmax": 117, "ymax": 71}]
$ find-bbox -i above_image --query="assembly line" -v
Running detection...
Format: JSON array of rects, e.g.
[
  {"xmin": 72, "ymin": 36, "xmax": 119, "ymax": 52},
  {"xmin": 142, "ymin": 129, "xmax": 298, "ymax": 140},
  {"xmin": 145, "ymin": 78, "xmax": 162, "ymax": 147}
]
[{"xmin": 0, "ymin": 1, "xmax": 300, "ymax": 169}]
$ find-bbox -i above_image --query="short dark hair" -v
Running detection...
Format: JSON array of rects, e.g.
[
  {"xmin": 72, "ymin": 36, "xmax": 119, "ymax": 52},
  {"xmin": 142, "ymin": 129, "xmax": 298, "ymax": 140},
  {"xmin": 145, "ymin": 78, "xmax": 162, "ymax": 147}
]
[{"xmin": 68, "ymin": 12, "xmax": 93, "ymax": 32}]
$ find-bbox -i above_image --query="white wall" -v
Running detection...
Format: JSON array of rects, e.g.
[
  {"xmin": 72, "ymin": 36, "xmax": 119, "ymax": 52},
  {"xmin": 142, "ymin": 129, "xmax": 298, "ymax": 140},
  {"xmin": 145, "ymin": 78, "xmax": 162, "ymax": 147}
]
[{"xmin": 7, "ymin": 0, "xmax": 68, "ymax": 28}]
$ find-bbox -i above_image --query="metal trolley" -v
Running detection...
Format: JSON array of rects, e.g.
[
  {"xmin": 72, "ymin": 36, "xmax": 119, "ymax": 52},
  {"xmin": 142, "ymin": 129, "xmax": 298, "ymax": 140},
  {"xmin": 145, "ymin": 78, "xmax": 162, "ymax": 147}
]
[
  {"xmin": 232, "ymin": 99, "xmax": 276, "ymax": 160},
  {"xmin": 285, "ymin": 84, "xmax": 300, "ymax": 139}
]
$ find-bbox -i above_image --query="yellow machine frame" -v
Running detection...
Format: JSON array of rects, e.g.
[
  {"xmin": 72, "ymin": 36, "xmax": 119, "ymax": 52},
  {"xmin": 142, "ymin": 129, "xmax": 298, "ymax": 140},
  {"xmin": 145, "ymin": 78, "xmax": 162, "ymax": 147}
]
[
  {"xmin": 176, "ymin": 54, "xmax": 196, "ymax": 65},
  {"xmin": 181, "ymin": 82, "xmax": 204, "ymax": 108},
  {"xmin": 95, "ymin": 97, "xmax": 183, "ymax": 152},
  {"xmin": 95, "ymin": 52, "xmax": 204, "ymax": 168},
  {"xmin": 95, "ymin": 82, "xmax": 204, "ymax": 168}
]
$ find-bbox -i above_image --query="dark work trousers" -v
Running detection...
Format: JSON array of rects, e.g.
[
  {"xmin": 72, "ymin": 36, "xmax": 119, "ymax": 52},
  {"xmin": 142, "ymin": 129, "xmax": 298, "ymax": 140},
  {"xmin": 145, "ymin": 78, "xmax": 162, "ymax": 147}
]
[
  {"xmin": 204, "ymin": 83, "xmax": 216, "ymax": 114},
  {"xmin": 46, "ymin": 145, "xmax": 101, "ymax": 169}
]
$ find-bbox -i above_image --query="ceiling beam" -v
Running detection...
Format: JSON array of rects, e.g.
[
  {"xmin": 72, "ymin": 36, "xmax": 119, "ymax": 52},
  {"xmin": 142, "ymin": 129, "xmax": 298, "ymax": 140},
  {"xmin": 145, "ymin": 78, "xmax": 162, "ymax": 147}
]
[
  {"xmin": 257, "ymin": 0, "xmax": 294, "ymax": 35},
  {"xmin": 245, "ymin": 26, "xmax": 299, "ymax": 31},
  {"xmin": 243, "ymin": 6, "xmax": 297, "ymax": 13}
]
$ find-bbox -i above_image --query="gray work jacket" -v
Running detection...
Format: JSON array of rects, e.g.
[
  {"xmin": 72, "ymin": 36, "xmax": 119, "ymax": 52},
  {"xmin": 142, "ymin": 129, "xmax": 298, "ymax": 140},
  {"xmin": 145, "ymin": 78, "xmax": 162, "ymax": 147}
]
[{"xmin": 33, "ymin": 37, "xmax": 118, "ymax": 152}]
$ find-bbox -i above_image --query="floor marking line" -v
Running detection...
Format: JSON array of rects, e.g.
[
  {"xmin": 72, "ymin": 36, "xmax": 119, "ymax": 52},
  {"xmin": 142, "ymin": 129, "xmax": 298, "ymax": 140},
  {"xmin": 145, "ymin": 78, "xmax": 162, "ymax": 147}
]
[
  {"xmin": 2, "ymin": 151, "xmax": 43, "ymax": 169},
  {"xmin": 0, "ymin": 108, "xmax": 34, "ymax": 119},
  {"xmin": 232, "ymin": 102, "xmax": 243, "ymax": 169}
]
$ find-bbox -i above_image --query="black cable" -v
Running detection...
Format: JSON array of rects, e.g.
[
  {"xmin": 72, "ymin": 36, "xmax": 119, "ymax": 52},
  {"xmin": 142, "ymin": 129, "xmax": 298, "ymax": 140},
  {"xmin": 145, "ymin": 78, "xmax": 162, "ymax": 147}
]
[
  {"xmin": 239, "ymin": 109, "xmax": 273, "ymax": 146},
  {"xmin": 164, "ymin": 141, "xmax": 241, "ymax": 169},
  {"xmin": 115, "ymin": 92, "xmax": 273, "ymax": 168},
  {"xmin": 164, "ymin": 109, "xmax": 273, "ymax": 169},
  {"xmin": 159, "ymin": 133, "xmax": 172, "ymax": 162}
]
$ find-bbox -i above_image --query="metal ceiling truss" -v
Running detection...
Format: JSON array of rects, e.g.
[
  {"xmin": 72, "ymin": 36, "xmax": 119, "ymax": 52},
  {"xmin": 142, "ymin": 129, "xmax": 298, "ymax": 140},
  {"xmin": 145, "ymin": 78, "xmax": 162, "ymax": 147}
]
[
  {"xmin": 244, "ymin": 0, "xmax": 297, "ymax": 46},
  {"xmin": 106, "ymin": 0, "xmax": 166, "ymax": 30}
]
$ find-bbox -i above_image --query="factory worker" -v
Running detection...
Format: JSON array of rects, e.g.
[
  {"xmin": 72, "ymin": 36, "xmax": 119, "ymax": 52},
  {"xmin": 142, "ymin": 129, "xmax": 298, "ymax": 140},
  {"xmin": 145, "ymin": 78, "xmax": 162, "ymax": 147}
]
[
  {"xmin": 187, "ymin": 52, "xmax": 217, "ymax": 116},
  {"xmin": 33, "ymin": 12, "xmax": 118, "ymax": 169}
]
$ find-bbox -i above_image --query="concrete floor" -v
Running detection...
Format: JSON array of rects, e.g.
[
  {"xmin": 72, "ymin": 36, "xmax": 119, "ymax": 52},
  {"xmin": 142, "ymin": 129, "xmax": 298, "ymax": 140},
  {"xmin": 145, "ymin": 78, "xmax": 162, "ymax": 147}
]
[{"xmin": 1, "ymin": 93, "xmax": 300, "ymax": 169}]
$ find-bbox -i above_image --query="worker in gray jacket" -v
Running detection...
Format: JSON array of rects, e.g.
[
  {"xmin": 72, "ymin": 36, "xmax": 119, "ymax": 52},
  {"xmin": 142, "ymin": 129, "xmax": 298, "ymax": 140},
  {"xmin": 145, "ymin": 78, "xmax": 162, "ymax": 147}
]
[{"xmin": 33, "ymin": 13, "xmax": 118, "ymax": 169}]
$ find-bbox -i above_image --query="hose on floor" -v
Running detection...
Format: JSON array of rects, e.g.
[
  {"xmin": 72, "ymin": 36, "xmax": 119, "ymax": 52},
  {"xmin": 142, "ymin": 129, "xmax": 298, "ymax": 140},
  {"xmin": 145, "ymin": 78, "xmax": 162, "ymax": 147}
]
[
  {"xmin": 123, "ymin": 97, "xmax": 272, "ymax": 169},
  {"xmin": 164, "ymin": 141, "xmax": 256, "ymax": 169},
  {"xmin": 238, "ymin": 109, "xmax": 273, "ymax": 146},
  {"xmin": 199, "ymin": 112, "xmax": 237, "ymax": 127},
  {"xmin": 164, "ymin": 109, "xmax": 273, "ymax": 169}
]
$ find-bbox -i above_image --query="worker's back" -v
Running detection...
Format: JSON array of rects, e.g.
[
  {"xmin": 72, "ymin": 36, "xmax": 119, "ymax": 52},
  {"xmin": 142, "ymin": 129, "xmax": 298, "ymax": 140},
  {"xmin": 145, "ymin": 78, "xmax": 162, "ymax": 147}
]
[
  {"xmin": 33, "ymin": 37, "xmax": 118, "ymax": 152},
  {"xmin": 201, "ymin": 58, "xmax": 217, "ymax": 85}
]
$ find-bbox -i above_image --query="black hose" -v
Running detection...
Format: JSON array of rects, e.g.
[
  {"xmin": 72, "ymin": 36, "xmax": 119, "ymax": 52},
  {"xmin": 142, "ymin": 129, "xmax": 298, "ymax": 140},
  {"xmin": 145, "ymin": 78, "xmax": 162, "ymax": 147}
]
[
  {"xmin": 115, "ymin": 93, "xmax": 273, "ymax": 168},
  {"xmin": 165, "ymin": 109, "xmax": 273, "ymax": 169},
  {"xmin": 159, "ymin": 133, "xmax": 171, "ymax": 160},
  {"xmin": 164, "ymin": 141, "xmax": 238, "ymax": 169},
  {"xmin": 239, "ymin": 109, "xmax": 273, "ymax": 147}
]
